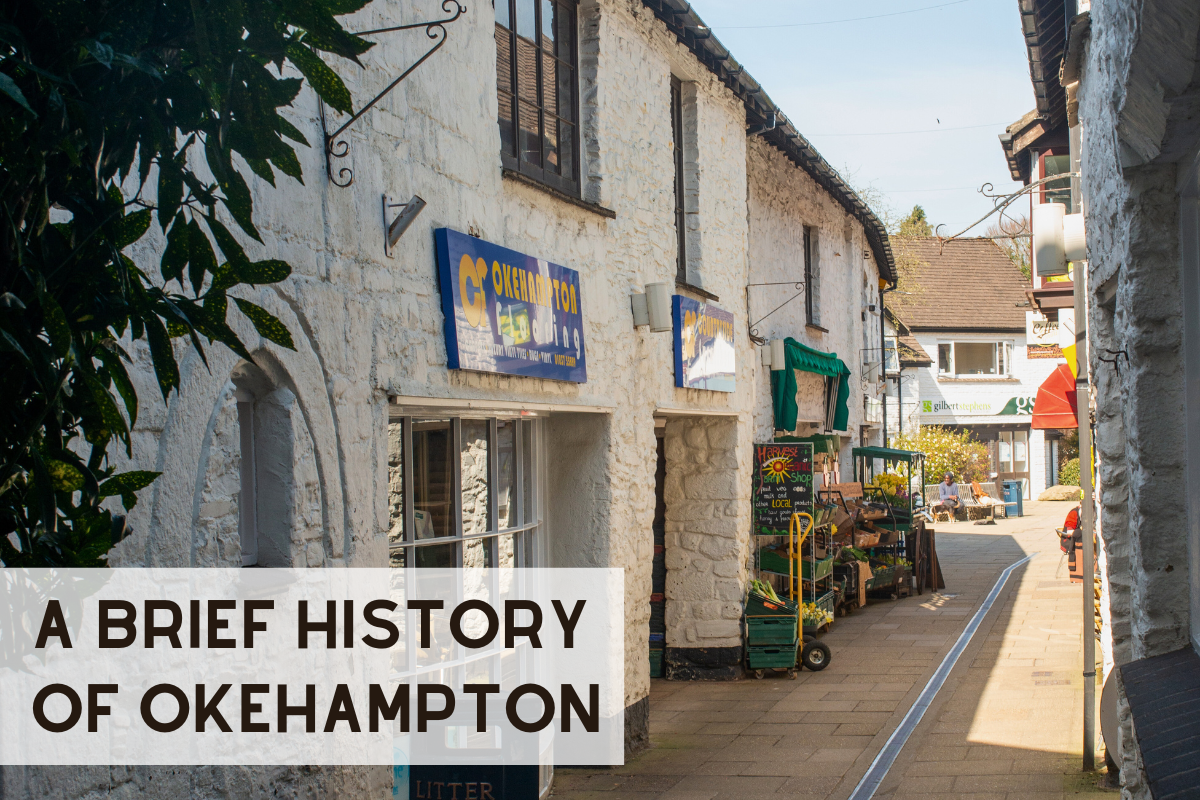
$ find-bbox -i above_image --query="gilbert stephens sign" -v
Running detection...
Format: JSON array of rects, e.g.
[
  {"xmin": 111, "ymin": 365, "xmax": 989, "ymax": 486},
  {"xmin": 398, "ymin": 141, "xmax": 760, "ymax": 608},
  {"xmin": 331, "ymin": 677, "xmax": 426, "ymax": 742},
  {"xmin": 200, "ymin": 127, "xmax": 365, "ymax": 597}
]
[
  {"xmin": 672, "ymin": 296, "xmax": 735, "ymax": 392},
  {"xmin": 435, "ymin": 229, "xmax": 587, "ymax": 383},
  {"xmin": 921, "ymin": 396, "xmax": 1036, "ymax": 416}
]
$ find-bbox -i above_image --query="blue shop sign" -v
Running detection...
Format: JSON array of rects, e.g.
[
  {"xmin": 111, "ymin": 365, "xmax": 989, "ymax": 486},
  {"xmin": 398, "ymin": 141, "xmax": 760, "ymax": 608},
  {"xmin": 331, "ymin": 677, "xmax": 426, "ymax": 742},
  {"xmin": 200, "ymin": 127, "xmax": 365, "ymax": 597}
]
[
  {"xmin": 672, "ymin": 295, "xmax": 735, "ymax": 393},
  {"xmin": 435, "ymin": 229, "xmax": 587, "ymax": 383}
]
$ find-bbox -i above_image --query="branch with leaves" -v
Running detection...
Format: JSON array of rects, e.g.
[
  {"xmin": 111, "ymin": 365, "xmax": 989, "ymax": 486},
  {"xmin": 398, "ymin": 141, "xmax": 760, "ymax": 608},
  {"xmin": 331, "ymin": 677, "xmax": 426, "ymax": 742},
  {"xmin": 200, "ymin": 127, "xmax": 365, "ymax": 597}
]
[{"xmin": 0, "ymin": 0, "xmax": 375, "ymax": 566}]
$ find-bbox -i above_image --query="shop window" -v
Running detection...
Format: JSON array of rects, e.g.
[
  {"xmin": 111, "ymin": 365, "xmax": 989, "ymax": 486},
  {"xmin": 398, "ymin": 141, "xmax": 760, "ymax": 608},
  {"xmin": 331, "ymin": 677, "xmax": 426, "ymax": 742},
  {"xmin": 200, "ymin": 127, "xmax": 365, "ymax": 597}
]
[
  {"xmin": 1040, "ymin": 150, "xmax": 1073, "ymax": 213},
  {"xmin": 388, "ymin": 416, "xmax": 541, "ymax": 569},
  {"xmin": 805, "ymin": 227, "xmax": 820, "ymax": 326},
  {"xmin": 996, "ymin": 430, "xmax": 1029, "ymax": 474},
  {"xmin": 496, "ymin": 0, "xmax": 580, "ymax": 196},
  {"xmin": 937, "ymin": 341, "xmax": 1013, "ymax": 378}
]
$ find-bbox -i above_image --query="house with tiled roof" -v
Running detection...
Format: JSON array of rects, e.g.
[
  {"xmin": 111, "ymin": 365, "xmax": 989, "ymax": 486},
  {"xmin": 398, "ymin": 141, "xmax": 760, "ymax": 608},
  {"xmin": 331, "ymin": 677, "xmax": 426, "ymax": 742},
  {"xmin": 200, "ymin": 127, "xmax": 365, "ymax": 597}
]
[{"xmin": 886, "ymin": 237, "xmax": 1068, "ymax": 498}]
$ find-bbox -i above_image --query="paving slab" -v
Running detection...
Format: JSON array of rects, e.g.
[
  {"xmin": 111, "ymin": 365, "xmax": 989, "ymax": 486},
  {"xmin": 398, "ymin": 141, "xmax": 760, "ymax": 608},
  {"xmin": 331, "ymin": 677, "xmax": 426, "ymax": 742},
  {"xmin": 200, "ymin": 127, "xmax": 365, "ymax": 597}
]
[{"xmin": 552, "ymin": 502, "xmax": 1117, "ymax": 800}]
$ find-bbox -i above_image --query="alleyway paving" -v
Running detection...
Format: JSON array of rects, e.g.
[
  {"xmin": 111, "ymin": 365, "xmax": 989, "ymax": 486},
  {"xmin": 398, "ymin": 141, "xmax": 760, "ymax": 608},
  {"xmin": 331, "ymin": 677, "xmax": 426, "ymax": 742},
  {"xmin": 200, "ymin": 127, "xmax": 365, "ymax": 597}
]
[{"xmin": 554, "ymin": 500, "xmax": 1116, "ymax": 800}]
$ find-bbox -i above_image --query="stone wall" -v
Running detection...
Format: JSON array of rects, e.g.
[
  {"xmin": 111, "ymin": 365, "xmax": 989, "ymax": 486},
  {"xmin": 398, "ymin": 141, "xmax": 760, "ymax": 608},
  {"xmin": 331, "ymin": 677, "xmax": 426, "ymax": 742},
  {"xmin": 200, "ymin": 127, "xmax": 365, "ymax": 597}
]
[
  {"xmin": 1075, "ymin": 0, "xmax": 1200, "ymax": 794},
  {"xmin": 661, "ymin": 416, "xmax": 748, "ymax": 680}
]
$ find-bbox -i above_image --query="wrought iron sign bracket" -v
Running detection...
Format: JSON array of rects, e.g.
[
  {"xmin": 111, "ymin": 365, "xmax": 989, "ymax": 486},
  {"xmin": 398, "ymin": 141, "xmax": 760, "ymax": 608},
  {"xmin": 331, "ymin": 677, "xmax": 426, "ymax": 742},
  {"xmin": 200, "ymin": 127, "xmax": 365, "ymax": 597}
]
[
  {"xmin": 934, "ymin": 172, "xmax": 1081, "ymax": 250},
  {"xmin": 744, "ymin": 280, "xmax": 806, "ymax": 344},
  {"xmin": 320, "ymin": 0, "xmax": 467, "ymax": 188}
]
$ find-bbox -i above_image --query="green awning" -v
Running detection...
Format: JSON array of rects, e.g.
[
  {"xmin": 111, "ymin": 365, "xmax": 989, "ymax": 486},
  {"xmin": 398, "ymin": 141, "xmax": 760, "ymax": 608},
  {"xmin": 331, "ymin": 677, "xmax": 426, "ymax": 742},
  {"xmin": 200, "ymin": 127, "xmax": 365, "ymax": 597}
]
[
  {"xmin": 852, "ymin": 446, "xmax": 925, "ymax": 462},
  {"xmin": 775, "ymin": 433, "xmax": 842, "ymax": 457},
  {"xmin": 771, "ymin": 338, "xmax": 852, "ymax": 433}
]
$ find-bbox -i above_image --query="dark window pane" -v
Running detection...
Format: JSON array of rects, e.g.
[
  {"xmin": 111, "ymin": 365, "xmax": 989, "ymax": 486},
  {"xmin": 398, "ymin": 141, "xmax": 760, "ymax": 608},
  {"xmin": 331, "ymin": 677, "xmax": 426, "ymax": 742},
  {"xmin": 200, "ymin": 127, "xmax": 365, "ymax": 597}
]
[
  {"xmin": 519, "ymin": 101, "xmax": 541, "ymax": 166},
  {"xmin": 497, "ymin": 420, "xmax": 515, "ymax": 528},
  {"xmin": 496, "ymin": 0, "xmax": 510, "ymax": 28},
  {"xmin": 414, "ymin": 543, "xmax": 455, "ymax": 569},
  {"xmin": 544, "ymin": 116, "xmax": 559, "ymax": 173},
  {"xmin": 558, "ymin": 120, "xmax": 574, "ymax": 179},
  {"xmin": 516, "ymin": 0, "xmax": 536, "ymax": 39},
  {"xmin": 496, "ymin": 25, "xmax": 513, "ymax": 93},
  {"xmin": 413, "ymin": 420, "xmax": 453, "ymax": 540},
  {"xmin": 498, "ymin": 91, "xmax": 516, "ymax": 157},
  {"xmin": 542, "ymin": 54, "xmax": 557, "ymax": 117},
  {"xmin": 516, "ymin": 38, "xmax": 538, "ymax": 101},
  {"xmin": 541, "ymin": 0, "xmax": 555, "ymax": 48},
  {"xmin": 557, "ymin": 64, "xmax": 574, "ymax": 122},
  {"xmin": 555, "ymin": 2, "xmax": 573, "ymax": 62}
]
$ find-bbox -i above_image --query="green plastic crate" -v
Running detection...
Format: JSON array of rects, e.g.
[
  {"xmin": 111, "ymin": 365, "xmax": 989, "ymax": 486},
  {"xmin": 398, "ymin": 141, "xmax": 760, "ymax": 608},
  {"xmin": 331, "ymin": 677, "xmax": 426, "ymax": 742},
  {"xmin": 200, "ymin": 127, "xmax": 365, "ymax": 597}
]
[
  {"xmin": 758, "ymin": 548, "xmax": 835, "ymax": 581},
  {"xmin": 865, "ymin": 564, "xmax": 896, "ymax": 589},
  {"xmin": 745, "ymin": 591, "xmax": 798, "ymax": 617},
  {"xmin": 746, "ymin": 616, "xmax": 797, "ymax": 645},
  {"xmin": 746, "ymin": 641, "xmax": 798, "ymax": 669},
  {"xmin": 649, "ymin": 647, "xmax": 664, "ymax": 678}
]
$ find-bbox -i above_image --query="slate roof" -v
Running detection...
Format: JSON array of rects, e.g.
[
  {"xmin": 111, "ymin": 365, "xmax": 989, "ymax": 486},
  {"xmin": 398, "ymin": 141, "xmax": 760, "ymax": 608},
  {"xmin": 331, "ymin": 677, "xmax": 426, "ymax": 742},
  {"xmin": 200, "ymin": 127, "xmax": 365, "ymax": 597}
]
[{"xmin": 890, "ymin": 238, "xmax": 1031, "ymax": 332}]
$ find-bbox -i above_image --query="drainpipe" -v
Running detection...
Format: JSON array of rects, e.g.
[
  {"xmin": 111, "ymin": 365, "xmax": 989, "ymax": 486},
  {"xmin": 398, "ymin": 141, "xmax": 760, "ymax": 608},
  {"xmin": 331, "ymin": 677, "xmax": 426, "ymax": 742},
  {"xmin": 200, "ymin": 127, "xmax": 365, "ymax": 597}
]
[{"xmin": 880, "ymin": 281, "xmax": 892, "ymax": 447}]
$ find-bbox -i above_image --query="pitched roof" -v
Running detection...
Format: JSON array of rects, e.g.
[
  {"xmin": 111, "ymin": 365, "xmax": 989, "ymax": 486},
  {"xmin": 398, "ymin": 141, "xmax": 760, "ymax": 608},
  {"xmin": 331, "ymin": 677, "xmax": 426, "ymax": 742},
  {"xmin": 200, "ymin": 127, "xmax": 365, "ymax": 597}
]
[
  {"xmin": 890, "ymin": 238, "xmax": 1031, "ymax": 332},
  {"xmin": 640, "ymin": 0, "xmax": 895, "ymax": 283},
  {"xmin": 898, "ymin": 334, "xmax": 933, "ymax": 366}
]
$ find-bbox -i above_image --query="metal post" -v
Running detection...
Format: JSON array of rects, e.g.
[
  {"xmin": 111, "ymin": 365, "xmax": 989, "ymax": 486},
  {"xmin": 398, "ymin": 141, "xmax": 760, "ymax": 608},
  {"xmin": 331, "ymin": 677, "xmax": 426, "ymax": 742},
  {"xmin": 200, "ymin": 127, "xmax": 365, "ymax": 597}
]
[
  {"xmin": 1076, "ymin": 267, "xmax": 1096, "ymax": 770},
  {"xmin": 880, "ymin": 282, "xmax": 889, "ymax": 447}
]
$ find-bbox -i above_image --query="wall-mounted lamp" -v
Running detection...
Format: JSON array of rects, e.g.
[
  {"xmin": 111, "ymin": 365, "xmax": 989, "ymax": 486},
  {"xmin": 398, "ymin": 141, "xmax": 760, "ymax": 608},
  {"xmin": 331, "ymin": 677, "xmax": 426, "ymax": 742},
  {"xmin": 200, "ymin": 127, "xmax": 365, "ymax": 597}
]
[
  {"xmin": 631, "ymin": 281, "xmax": 673, "ymax": 332},
  {"xmin": 760, "ymin": 338, "xmax": 785, "ymax": 370},
  {"xmin": 383, "ymin": 194, "xmax": 427, "ymax": 257},
  {"xmin": 1032, "ymin": 202, "xmax": 1086, "ymax": 276}
]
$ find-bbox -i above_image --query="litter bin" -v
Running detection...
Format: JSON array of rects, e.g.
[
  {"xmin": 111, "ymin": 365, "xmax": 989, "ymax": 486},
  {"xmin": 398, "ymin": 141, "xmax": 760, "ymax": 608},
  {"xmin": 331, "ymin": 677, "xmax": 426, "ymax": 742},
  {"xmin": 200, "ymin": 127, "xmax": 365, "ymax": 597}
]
[{"xmin": 1002, "ymin": 479, "xmax": 1024, "ymax": 517}]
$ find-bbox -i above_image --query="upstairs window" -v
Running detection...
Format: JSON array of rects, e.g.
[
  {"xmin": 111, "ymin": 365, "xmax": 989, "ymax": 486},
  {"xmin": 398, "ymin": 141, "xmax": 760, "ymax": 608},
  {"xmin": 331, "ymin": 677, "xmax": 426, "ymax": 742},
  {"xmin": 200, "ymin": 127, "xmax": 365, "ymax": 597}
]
[
  {"xmin": 804, "ymin": 227, "xmax": 820, "ymax": 326},
  {"xmin": 937, "ymin": 341, "xmax": 1013, "ymax": 378},
  {"xmin": 1041, "ymin": 150, "xmax": 1073, "ymax": 213},
  {"xmin": 496, "ymin": 0, "xmax": 580, "ymax": 196},
  {"xmin": 672, "ymin": 76, "xmax": 686, "ymax": 284}
]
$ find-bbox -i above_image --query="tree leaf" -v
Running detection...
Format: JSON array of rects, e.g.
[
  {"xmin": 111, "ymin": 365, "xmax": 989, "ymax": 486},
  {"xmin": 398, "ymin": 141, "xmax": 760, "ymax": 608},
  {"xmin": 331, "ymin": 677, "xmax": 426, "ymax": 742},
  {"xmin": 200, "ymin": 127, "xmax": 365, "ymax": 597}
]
[
  {"xmin": 204, "ymin": 137, "xmax": 261, "ymax": 242},
  {"xmin": 83, "ymin": 369, "xmax": 129, "ymax": 438},
  {"xmin": 96, "ymin": 345, "xmax": 139, "ymax": 430},
  {"xmin": 235, "ymin": 298, "xmax": 296, "ymax": 350},
  {"xmin": 99, "ymin": 471, "xmax": 162, "ymax": 508},
  {"xmin": 144, "ymin": 315, "xmax": 179, "ymax": 401},
  {"xmin": 46, "ymin": 460, "xmax": 85, "ymax": 492},
  {"xmin": 157, "ymin": 159, "xmax": 184, "ymax": 229},
  {"xmin": 203, "ymin": 214, "xmax": 249, "ymax": 267},
  {"xmin": 111, "ymin": 208, "xmax": 152, "ymax": 249},
  {"xmin": 286, "ymin": 43, "xmax": 353, "ymax": 115},
  {"xmin": 187, "ymin": 218, "xmax": 217, "ymax": 294},
  {"xmin": 0, "ymin": 73, "xmax": 35, "ymax": 116},
  {"xmin": 238, "ymin": 259, "xmax": 291, "ymax": 285},
  {"xmin": 161, "ymin": 214, "xmax": 190, "ymax": 283},
  {"xmin": 41, "ymin": 294, "xmax": 71, "ymax": 358}
]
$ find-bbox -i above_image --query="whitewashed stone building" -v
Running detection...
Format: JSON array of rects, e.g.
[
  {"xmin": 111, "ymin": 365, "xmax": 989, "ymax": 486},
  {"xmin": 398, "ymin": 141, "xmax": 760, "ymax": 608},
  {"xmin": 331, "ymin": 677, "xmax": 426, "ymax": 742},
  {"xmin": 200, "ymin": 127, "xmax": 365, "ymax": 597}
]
[
  {"xmin": 2, "ymin": 0, "xmax": 895, "ymax": 795},
  {"xmin": 1013, "ymin": 0, "xmax": 1200, "ymax": 796}
]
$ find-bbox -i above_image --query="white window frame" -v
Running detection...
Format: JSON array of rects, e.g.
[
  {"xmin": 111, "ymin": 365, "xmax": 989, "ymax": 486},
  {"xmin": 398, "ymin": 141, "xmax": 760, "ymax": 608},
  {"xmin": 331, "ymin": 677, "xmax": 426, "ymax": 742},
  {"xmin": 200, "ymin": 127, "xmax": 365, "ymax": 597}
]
[
  {"xmin": 388, "ymin": 415, "xmax": 543, "ymax": 570},
  {"xmin": 936, "ymin": 340, "xmax": 1014, "ymax": 379}
]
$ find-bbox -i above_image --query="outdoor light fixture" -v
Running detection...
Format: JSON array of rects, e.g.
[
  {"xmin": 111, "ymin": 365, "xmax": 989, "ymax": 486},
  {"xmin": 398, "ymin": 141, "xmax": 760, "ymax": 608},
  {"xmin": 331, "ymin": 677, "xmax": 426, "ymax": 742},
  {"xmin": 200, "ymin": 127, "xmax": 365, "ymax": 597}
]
[
  {"xmin": 630, "ymin": 282, "xmax": 673, "ymax": 332},
  {"xmin": 1033, "ymin": 202, "xmax": 1085, "ymax": 277},
  {"xmin": 760, "ymin": 338, "xmax": 785, "ymax": 370},
  {"xmin": 383, "ymin": 194, "xmax": 427, "ymax": 257}
]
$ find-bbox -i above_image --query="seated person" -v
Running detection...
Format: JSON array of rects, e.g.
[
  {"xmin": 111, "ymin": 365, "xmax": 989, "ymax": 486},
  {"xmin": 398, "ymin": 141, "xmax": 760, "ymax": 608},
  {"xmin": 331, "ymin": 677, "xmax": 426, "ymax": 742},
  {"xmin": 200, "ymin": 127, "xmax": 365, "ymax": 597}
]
[{"xmin": 933, "ymin": 472, "xmax": 961, "ymax": 517}]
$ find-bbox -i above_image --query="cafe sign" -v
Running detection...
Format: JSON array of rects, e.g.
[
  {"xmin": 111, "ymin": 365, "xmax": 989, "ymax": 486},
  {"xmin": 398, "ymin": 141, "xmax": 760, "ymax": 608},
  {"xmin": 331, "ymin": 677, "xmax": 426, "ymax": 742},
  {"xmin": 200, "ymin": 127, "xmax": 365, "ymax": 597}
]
[
  {"xmin": 435, "ymin": 228, "xmax": 587, "ymax": 383},
  {"xmin": 672, "ymin": 296, "xmax": 735, "ymax": 392}
]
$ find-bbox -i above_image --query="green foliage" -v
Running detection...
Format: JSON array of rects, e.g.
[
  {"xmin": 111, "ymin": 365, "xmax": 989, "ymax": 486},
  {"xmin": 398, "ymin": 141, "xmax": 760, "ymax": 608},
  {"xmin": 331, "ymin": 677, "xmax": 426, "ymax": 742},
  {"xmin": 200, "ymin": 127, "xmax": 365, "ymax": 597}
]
[
  {"xmin": 892, "ymin": 425, "xmax": 991, "ymax": 486},
  {"xmin": 1059, "ymin": 458, "xmax": 1081, "ymax": 487},
  {"xmin": 899, "ymin": 205, "xmax": 932, "ymax": 238},
  {"xmin": 0, "ymin": 0, "xmax": 373, "ymax": 565}
]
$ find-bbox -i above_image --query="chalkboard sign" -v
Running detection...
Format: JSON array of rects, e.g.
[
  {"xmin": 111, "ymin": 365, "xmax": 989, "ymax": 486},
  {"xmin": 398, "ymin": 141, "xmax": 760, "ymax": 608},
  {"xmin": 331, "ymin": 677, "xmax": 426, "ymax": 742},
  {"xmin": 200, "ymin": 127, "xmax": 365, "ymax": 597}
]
[{"xmin": 753, "ymin": 442, "xmax": 815, "ymax": 534}]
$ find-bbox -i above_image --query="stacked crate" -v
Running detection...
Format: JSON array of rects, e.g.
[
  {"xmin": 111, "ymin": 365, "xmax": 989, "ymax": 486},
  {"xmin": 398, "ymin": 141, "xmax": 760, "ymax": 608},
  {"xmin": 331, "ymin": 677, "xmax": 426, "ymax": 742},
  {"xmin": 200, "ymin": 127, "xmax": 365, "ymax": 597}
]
[{"xmin": 744, "ymin": 592, "xmax": 799, "ymax": 670}]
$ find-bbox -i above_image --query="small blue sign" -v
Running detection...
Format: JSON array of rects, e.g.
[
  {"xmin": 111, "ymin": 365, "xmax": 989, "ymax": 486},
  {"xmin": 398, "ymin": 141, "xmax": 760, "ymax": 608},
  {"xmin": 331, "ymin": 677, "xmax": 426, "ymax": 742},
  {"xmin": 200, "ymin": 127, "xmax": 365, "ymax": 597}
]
[
  {"xmin": 435, "ymin": 229, "xmax": 587, "ymax": 383},
  {"xmin": 672, "ymin": 296, "xmax": 736, "ymax": 392}
]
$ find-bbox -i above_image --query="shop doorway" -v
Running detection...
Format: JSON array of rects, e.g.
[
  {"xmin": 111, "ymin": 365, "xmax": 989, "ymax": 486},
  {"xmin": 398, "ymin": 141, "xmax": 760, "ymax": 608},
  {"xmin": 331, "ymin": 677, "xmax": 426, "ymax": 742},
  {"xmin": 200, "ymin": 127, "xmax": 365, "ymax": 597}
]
[{"xmin": 649, "ymin": 427, "xmax": 667, "ymax": 678}]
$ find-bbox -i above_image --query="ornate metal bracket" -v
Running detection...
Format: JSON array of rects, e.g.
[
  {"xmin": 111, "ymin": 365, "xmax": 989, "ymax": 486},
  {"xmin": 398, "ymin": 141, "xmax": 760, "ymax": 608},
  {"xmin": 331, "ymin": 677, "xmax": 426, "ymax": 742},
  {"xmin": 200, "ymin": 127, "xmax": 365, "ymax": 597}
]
[
  {"xmin": 745, "ymin": 281, "xmax": 806, "ymax": 343},
  {"xmin": 320, "ymin": 0, "xmax": 467, "ymax": 188},
  {"xmin": 933, "ymin": 172, "xmax": 1081, "ymax": 251}
]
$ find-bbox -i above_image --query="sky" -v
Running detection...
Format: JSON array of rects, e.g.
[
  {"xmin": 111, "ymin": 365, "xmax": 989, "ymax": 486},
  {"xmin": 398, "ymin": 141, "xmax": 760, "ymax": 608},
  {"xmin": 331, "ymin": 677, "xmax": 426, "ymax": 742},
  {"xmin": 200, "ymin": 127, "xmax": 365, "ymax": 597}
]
[{"xmin": 687, "ymin": 0, "xmax": 1034, "ymax": 236}]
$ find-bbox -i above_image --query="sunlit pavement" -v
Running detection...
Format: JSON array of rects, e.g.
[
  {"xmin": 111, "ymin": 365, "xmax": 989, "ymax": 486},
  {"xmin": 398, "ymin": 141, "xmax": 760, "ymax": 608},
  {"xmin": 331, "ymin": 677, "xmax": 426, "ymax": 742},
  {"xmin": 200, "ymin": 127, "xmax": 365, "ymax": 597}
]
[{"xmin": 552, "ymin": 500, "xmax": 1116, "ymax": 800}]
